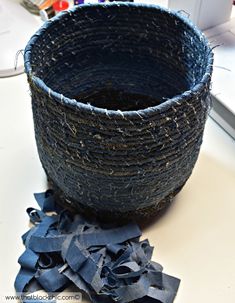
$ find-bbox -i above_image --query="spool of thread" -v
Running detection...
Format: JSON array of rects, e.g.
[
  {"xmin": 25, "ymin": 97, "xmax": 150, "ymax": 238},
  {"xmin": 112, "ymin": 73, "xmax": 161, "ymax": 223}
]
[
  {"xmin": 39, "ymin": 0, "xmax": 58, "ymax": 10},
  {"xmin": 40, "ymin": 6, "xmax": 55, "ymax": 21},
  {"xmin": 74, "ymin": 0, "xmax": 84, "ymax": 4},
  {"xmin": 53, "ymin": 0, "xmax": 69, "ymax": 14}
]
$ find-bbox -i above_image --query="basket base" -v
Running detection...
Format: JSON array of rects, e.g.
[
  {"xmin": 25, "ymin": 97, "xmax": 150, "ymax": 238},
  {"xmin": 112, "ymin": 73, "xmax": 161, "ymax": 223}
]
[{"xmin": 47, "ymin": 178, "xmax": 185, "ymax": 223}]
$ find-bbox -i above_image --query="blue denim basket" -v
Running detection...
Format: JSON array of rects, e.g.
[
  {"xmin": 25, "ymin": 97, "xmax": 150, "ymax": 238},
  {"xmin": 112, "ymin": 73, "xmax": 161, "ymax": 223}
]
[{"xmin": 24, "ymin": 3, "xmax": 213, "ymax": 220}]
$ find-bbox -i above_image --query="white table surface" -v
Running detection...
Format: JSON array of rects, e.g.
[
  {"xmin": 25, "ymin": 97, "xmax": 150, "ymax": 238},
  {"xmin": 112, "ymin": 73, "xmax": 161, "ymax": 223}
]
[{"xmin": 0, "ymin": 73, "xmax": 235, "ymax": 302}]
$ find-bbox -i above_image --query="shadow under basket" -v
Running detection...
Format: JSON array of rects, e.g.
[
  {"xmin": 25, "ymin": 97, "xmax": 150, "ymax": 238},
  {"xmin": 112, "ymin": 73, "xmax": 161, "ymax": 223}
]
[{"xmin": 25, "ymin": 3, "xmax": 213, "ymax": 221}]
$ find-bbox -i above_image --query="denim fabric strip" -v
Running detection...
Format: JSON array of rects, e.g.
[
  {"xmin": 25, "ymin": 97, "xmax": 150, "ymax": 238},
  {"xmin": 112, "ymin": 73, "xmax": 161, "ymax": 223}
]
[{"xmin": 15, "ymin": 191, "xmax": 180, "ymax": 303}]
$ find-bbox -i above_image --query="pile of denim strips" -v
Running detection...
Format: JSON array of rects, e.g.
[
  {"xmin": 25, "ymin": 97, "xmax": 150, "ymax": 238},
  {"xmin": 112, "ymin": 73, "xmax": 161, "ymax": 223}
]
[{"xmin": 15, "ymin": 190, "xmax": 180, "ymax": 303}]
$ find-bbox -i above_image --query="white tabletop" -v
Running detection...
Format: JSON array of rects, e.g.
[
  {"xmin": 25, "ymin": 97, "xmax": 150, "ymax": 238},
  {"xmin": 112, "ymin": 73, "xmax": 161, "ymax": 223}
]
[{"xmin": 0, "ymin": 74, "xmax": 235, "ymax": 302}]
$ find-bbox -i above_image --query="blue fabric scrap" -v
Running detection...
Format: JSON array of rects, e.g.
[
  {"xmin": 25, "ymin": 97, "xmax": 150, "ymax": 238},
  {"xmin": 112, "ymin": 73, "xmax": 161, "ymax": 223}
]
[
  {"xmin": 34, "ymin": 190, "xmax": 57, "ymax": 212},
  {"xmin": 15, "ymin": 190, "xmax": 180, "ymax": 303},
  {"xmin": 35, "ymin": 266, "xmax": 69, "ymax": 292},
  {"xmin": 18, "ymin": 249, "xmax": 39, "ymax": 270},
  {"xmin": 64, "ymin": 237, "xmax": 88, "ymax": 272}
]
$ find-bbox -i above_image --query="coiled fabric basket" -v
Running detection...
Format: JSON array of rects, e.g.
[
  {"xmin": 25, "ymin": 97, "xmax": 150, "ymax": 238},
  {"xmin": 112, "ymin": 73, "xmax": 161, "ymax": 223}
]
[{"xmin": 25, "ymin": 3, "xmax": 213, "ymax": 220}]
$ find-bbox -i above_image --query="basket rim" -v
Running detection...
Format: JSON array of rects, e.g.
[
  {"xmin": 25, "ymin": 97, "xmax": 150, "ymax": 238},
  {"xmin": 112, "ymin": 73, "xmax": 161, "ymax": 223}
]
[{"xmin": 24, "ymin": 2, "xmax": 213, "ymax": 118}]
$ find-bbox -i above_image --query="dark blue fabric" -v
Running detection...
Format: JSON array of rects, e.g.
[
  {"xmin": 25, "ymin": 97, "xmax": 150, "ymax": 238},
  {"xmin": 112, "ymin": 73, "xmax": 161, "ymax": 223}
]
[
  {"xmin": 64, "ymin": 238, "xmax": 87, "ymax": 272},
  {"xmin": 34, "ymin": 190, "xmax": 57, "ymax": 212},
  {"xmin": 35, "ymin": 266, "xmax": 69, "ymax": 292},
  {"xmin": 18, "ymin": 249, "xmax": 39, "ymax": 270},
  {"xmin": 78, "ymin": 223, "xmax": 141, "ymax": 247},
  {"xmin": 28, "ymin": 235, "xmax": 66, "ymax": 253},
  {"xmin": 15, "ymin": 268, "xmax": 36, "ymax": 293},
  {"xmin": 15, "ymin": 191, "xmax": 180, "ymax": 302}
]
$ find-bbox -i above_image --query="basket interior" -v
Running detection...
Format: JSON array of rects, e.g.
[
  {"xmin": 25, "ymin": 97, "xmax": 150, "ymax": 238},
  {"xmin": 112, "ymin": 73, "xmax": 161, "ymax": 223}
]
[{"xmin": 29, "ymin": 5, "xmax": 210, "ymax": 111}]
